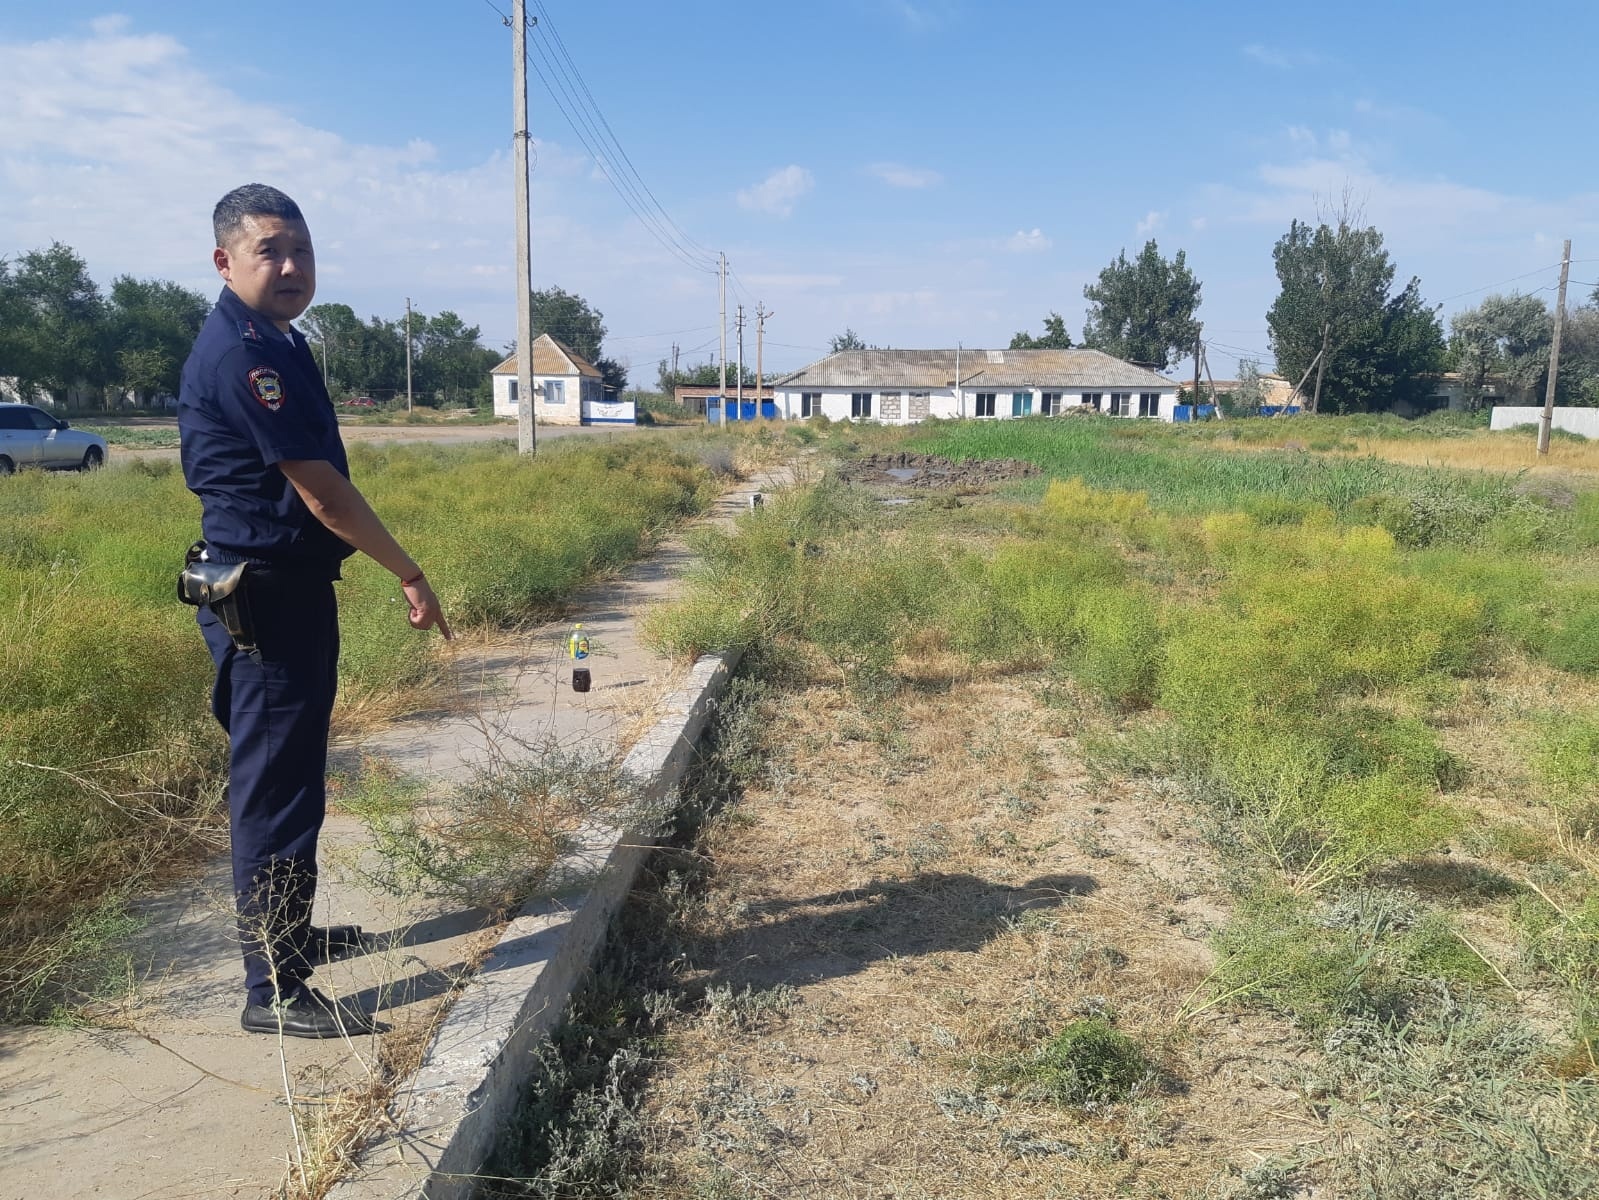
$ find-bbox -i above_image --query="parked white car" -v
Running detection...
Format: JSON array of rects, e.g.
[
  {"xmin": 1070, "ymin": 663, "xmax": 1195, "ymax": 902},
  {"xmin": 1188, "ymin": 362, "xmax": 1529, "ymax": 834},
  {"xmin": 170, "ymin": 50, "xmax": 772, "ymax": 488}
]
[{"xmin": 0, "ymin": 403, "xmax": 109, "ymax": 474}]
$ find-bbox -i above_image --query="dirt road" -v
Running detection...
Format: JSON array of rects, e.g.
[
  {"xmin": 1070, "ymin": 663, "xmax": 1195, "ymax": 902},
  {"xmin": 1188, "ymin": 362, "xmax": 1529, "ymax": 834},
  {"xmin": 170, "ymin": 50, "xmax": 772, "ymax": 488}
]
[{"xmin": 112, "ymin": 420, "xmax": 661, "ymax": 464}]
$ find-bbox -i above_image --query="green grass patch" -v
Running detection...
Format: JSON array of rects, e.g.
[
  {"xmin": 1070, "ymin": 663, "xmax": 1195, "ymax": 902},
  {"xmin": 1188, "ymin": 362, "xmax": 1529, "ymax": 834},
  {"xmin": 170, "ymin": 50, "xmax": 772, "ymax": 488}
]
[
  {"xmin": 76, "ymin": 424, "xmax": 182, "ymax": 448},
  {"xmin": 987, "ymin": 1016, "xmax": 1158, "ymax": 1106},
  {"xmin": 0, "ymin": 436, "xmax": 719, "ymax": 1020}
]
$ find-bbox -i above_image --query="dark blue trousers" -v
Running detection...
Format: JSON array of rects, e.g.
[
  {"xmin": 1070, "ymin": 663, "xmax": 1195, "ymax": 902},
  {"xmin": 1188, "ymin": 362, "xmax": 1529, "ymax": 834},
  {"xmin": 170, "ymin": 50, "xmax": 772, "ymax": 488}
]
[{"xmin": 199, "ymin": 573, "xmax": 339, "ymax": 1007}]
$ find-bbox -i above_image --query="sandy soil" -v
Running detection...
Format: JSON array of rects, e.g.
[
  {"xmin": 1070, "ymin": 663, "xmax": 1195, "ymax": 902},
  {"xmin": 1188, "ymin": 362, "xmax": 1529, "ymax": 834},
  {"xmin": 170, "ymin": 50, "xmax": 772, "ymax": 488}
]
[{"xmin": 623, "ymin": 673, "xmax": 1328, "ymax": 1200}]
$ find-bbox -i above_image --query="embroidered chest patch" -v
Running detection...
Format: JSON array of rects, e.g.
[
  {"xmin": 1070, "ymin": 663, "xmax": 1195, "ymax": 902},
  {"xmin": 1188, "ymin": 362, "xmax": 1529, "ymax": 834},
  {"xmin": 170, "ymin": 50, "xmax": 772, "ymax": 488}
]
[{"xmin": 248, "ymin": 366, "xmax": 285, "ymax": 412}]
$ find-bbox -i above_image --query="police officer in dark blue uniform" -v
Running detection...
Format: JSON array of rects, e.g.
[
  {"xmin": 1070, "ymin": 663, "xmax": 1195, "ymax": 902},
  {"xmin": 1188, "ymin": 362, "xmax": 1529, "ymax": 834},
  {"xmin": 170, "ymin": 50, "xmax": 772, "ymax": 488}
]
[{"xmin": 179, "ymin": 183, "xmax": 451, "ymax": 1039}]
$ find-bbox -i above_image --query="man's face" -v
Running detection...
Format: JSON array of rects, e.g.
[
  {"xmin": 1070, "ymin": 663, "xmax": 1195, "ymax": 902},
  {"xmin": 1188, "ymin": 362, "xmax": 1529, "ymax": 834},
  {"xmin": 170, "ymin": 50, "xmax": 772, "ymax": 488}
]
[{"xmin": 213, "ymin": 214, "xmax": 316, "ymax": 328}]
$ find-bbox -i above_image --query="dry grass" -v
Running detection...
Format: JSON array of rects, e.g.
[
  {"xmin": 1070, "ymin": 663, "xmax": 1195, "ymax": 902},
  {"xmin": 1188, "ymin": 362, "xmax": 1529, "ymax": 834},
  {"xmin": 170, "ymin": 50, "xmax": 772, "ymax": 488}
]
[
  {"xmin": 272, "ymin": 922, "xmax": 503, "ymax": 1200},
  {"xmin": 624, "ymin": 671, "xmax": 1321, "ymax": 1199},
  {"xmin": 1340, "ymin": 433, "xmax": 1599, "ymax": 477}
]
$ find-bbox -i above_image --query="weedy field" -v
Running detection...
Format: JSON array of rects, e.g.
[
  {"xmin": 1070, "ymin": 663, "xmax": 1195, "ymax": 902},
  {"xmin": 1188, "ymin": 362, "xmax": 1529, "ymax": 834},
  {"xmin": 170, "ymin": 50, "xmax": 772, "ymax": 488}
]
[
  {"xmin": 485, "ymin": 413, "xmax": 1599, "ymax": 1200},
  {"xmin": 0, "ymin": 433, "xmax": 747, "ymax": 1021}
]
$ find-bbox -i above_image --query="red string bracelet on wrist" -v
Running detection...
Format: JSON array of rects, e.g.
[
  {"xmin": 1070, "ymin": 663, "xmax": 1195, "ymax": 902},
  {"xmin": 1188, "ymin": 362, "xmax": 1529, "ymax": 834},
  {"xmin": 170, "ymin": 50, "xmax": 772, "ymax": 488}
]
[{"xmin": 400, "ymin": 571, "xmax": 425, "ymax": 588}]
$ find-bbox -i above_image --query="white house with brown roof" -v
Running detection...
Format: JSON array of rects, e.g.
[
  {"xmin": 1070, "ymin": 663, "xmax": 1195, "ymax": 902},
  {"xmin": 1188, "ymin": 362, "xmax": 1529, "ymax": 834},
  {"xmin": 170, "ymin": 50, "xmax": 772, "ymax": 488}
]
[
  {"xmin": 490, "ymin": 333, "xmax": 634, "ymax": 426},
  {"xmin": 772, "ymin": 348, "xmax": 1181, "ymax": 424}
]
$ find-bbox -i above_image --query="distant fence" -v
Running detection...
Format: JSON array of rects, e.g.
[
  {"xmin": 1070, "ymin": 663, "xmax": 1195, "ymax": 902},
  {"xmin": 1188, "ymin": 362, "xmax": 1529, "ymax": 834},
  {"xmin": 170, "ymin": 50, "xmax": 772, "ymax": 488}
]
[
  {"xmin": 705, "ymin": 397, "xmax": 779, "ymax": 423},
  {"xmin": 1490, "ymin": 406, "xmax": 1599, "ymax": 438}
]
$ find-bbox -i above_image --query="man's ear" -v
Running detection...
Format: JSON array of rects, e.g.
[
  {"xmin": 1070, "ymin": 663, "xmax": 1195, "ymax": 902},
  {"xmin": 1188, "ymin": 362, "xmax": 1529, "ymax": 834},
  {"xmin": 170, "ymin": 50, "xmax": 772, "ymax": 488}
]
[{"xmin": 213, "ymin": 245, "xmax": 232, "ymax": 282}]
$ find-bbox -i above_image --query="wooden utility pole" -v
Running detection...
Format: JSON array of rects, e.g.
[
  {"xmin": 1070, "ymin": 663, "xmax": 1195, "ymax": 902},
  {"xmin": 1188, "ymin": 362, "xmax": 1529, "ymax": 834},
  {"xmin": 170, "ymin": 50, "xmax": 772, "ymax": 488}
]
[
  {"xmin": 735, "ymin": 304, "xmax": 746, "ymax": 410},
  {"xmin": 1310, "ymin": 322, "xmax": 1330, "ymax": 414},
  {"xmin": 512, "ymin": 0, "xmax": 536, "ymax": 455},
  {"xmin": 404, "ymin": 296, "xmax": 413, "ymax": 413},
  {"xmin": 1538, "ymin": 238, "xmax": 1572, "ymax": 457},
  {"xmin": 717, "ymin": 252, "xmax": 727, "ymax": 425},
  {"xmin": 755, "ymin": 303, "xmax": 772, "ymax": 416},
  {"xmin": 1288, "ymin": 346, "xmax": 1324, "ymax": 414}
]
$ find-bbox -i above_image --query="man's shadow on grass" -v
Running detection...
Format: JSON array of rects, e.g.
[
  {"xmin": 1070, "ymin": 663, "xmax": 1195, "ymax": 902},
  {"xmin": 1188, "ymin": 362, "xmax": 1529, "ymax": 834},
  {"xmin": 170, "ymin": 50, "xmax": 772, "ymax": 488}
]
[{"xmin": 692, "ymin": 871, "xmax": 1098, "ymax": 994}]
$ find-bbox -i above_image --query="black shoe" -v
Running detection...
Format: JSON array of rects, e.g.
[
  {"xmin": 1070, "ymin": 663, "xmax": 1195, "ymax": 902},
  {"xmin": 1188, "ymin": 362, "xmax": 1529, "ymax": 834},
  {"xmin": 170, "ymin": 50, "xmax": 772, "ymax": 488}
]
[
  {"xmin": 240, "ymin": 988, "xmax": 380, "ymax": 1039},
  {"xmin": 303, "ymin": 923, "xmax": 367, "ymax": 966}
]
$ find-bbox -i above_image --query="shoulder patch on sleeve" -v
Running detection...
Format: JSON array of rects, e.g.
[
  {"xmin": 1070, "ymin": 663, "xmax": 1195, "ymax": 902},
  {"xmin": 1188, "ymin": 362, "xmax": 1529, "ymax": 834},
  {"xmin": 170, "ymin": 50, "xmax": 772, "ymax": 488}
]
[
  {"xmin": 237, "ymin": 319, "xmax": 263, "ymax": 343},
  {"xmin": 248, "ymin": 366, "xmax": 286, "ymax": 411}
]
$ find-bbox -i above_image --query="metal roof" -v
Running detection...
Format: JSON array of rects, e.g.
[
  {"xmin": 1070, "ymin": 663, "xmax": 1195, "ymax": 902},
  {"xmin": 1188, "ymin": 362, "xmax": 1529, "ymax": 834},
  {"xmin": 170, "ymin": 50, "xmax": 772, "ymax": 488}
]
[
  {"xmin": 490, "ymin": 333, "xmax": 603, "ymax": 379},
  {"xmin": 773, "ymin": 349, "xmax": 1178, "ymax": 391}
]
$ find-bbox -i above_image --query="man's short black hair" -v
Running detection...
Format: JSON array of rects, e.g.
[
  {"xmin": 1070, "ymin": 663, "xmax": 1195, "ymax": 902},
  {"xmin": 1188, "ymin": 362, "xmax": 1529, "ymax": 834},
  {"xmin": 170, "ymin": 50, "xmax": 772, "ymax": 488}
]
[{"xmin": 213, "ymin": 184, "xmax": 305, "ymax": 248}]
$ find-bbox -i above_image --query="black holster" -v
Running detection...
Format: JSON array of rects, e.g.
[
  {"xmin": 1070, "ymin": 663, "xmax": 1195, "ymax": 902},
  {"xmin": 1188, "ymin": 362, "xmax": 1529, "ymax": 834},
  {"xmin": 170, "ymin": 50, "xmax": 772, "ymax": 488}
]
[{"xmin": 178, "ymin": 541, "xmax": 259, "ymax": 658}]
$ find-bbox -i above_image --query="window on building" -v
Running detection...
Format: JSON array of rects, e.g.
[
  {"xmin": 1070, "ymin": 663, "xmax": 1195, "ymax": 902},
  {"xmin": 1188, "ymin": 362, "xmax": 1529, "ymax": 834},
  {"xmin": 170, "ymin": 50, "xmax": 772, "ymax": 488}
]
[
  {"xmin": 1041, "ymin": 391, "xmax": 1063, "ymax": 415},
  {"xmin": 975, "ymin": 392, "xmax": 997, "ymax": 417},
  {"xmin": 1012, "ymin": 391, "xmax": 1033, "ymax": 417},
  {"xmin": 851, "ymin": 392, "xmax": 873, "ymax": 419},
  {"xmin": 546, "ymin": 379, "xmax": 565, "ymax": 404},
  {"xmin": 1138, "ymin": 392, "xmax": 1161, "ymax": 418},
  {"xmin": 1110, "ymin": 392, "xmax": 1132, "ymax": 416},
  {"xmin": 907, "ymin": 391, "xmax": 930, "ymax": 419},
  {"xmin": 880, "ymin": 391, "xmax": 903, "ymax": 420},
  {"xmin": 1081, "ymin": 392, "xmax": 1103, "ymax": 411},
  {"xmin": 507, "ymin": 380, "xmax": 518, "ymax": 405},
  {"xmin": 801, "ymin": 392, "xmax": 822, "ymax": 418}
]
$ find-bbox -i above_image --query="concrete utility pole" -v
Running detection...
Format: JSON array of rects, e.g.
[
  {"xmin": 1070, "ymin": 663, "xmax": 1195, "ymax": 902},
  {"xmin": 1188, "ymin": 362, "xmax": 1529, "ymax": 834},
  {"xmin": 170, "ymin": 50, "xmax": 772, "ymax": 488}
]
[
  {"xmin": 735, "ymin": 304, "xmax": 746, "ymax": 409},
  {"xmin": 755, "ymin": 303, "xmax": 772, "ymax": 416},
  {"xmin": 1538, "ymin": 238, "xmax": 1572, "ymax": 457},
  {"xmin": 1192, "ymin": 337, "xmax": 1201, "ymax": 421},
  {"xmin": 405, "ymin": 296, "xmax": 414, "ymax": 413},
  {"xmin": 718, "ymin": 252, "xmax": 727, "ymax": 425},
  {"xmin": 512, "ymin": 0, "xmax": 536, "ymax": 456}
]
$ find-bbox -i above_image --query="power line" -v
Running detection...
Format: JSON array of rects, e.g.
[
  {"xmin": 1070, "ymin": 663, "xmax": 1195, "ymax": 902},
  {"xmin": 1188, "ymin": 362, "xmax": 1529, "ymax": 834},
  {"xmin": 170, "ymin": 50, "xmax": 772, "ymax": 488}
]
[
  {"xmin": 521, "ymin": 40, "xmax": 713, "ymax": 273},
  {"xmin": 520, "ymin": 44, "xmax": 713, "ymax": 274},
  {"xmin": 1433, "ymin": 262, "xmax": 1565, "ymax": 305},
  {"xmin": 482, "ymin": 2, "xmax": 717, "ymax": 275},
  {"xmin": 528, "ymin": 0, "xmax": 718, "ymax": 265}
]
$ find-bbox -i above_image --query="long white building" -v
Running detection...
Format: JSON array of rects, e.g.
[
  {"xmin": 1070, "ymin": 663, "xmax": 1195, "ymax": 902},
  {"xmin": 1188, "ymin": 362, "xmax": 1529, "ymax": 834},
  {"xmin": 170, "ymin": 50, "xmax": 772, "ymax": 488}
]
[{"xmin": 771, "ymin": 348, "xmax": 1182, "ymax": 424}]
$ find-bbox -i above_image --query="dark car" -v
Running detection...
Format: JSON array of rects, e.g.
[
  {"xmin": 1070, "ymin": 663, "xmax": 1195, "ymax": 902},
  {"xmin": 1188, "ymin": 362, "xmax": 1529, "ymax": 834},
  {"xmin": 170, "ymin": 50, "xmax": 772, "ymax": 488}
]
[
  {"xmin": 341, "ymin": 396, "xmax": 378, "ymax": 408},
  {"xmin": 0, "ymin": 404, "xmax": 109, "ymax": 474}
]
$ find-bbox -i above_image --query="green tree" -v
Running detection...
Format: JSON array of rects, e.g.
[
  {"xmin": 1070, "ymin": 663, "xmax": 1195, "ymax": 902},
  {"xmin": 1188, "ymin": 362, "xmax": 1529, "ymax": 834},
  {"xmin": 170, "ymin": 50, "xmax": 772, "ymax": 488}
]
[
  {"xmin": 1009, "ymin": 312, "xmax": 1073, "ymax": 350},
  {"xmin": 531, "ymin": 286, "xmax": 606, "ymax": 363},
  {"xmin": 108, "ymin": 276, "xmax": 209, "ymax": 405},
  {"xmin": 655, "ymin": 359, "xmax": 755, "ymax": 394},
  {"xmin": 829, "ymin": 328, "xmax": 867, "ymax": 352},
  {"xmin": 1080, "ymin": 240, "xmax": 1202, "ymax": 370},
  {"xmin": 1333, "ymin": 278, "xmax": 1447, "ymax": 413},
  {"xmin": 300, "ymin": 303, "xmax": 363, "ymax": 394},
  {"xmin": 0, "ymin": 259, "xmax": 25, "ymax": 396},
  {"xmin": 1448, "ymin": 293, "xmax": 1552, "ymax": 407},
  {"xmin": 414, "ymin": 310, "xmax": 499, "ymax": 405},
  {"xmin": 1266, "ymin": 213, "xmax": 1395, "ymax": 413},
  {"xmin": 1557, "ymin": 304, "xmax": 1599, "ymax": 406},
  {"xmin": 5, "ymin": 243, "xmax": 110, "ymax": 405}
]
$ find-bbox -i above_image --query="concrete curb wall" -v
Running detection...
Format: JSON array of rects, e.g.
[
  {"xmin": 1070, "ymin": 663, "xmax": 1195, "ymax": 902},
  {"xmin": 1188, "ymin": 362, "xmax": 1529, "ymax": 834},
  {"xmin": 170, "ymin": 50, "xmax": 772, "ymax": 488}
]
[
  {"xmin": 326, "ymin": 649, "xmax": 741, "ymax": 1200},
  {"xmin": 1490, "ymin": 405, "xmax": 1599, "ymax": 438}
]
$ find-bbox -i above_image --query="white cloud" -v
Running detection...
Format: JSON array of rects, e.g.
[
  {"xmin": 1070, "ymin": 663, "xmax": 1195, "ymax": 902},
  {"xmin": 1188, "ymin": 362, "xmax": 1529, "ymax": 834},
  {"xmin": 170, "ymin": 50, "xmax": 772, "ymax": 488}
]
[
  {"xmin": 1242, "ymin": 43, "xmax": 1324, "ymax": 70},
  {"xmin": 737, "ymin": 165, "xmax": 815, "ymax": 217},
  {"xmin": 885, "ymin": 0, "xmax": 958, "ymax": 32},
  {"xmin": 745, "ymin": 272, "xmax": 845, "ymax": 290},
  {"xmin": 865, "ymin": 162, "xmax": 943, "ymax": 189},
  {"xmin": 1197, "ymin": 143, "xmax": 1599, "ymax": 315},
  {"xmin": 1005, "ymin": 228, "xmax": 1052, "ymax": 254},
  {"xmin": 1191, "ymin": 216, "xmax": 1209, "ymax": 231},
  {"xmin": 1135, "ymin": 210, "xmax": 1166, "ymax": 236},
  {"xmin": 0, "ymin": 20, "xmax": 724, "ymax": 348}
]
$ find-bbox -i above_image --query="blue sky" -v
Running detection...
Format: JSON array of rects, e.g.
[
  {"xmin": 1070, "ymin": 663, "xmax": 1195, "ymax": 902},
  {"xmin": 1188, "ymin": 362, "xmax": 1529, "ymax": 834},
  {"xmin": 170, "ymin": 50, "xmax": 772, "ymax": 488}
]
[{"xmin": 4, "ymin": 2, "xmax": 1598, "ymax": 382}]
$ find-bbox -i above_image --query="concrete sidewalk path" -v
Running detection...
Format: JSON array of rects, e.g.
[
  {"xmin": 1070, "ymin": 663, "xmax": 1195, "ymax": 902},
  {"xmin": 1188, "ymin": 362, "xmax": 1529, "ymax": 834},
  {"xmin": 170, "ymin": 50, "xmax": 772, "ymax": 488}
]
[{"xmin": 0, "ymin": 462, "xmax": 788, "ymax": 1200}]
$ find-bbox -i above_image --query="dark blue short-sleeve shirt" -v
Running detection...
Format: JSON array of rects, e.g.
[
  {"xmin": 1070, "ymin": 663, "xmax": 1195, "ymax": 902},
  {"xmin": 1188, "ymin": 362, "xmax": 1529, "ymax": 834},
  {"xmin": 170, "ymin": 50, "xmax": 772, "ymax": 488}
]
[{"xmin": 179, "ymin": 287, "xmax": 354, "ymax": 573}]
